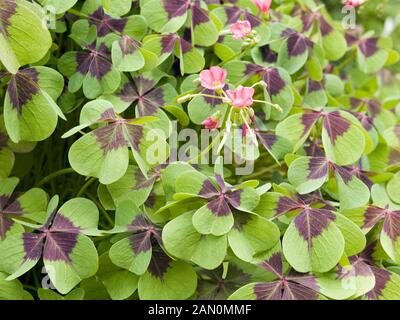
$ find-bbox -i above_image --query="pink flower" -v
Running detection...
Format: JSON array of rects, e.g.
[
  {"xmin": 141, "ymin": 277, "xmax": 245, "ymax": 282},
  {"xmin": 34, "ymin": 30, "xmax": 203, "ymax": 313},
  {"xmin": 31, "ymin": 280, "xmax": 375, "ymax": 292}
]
[
  {"xmin": 345, "ymin": 0, "xmax": 361, "ymax": 7},
  {"xmin": 202, "ymin": 116, "xmax": 219, "ymax": 130},
  {"xmin": 199, "ymin": 66, "xmax": 227, "ymax": 90},
  {"xmin": 253, "ymin": 0, "xmax": 272, "ymax": 14},
  {"xmin": 230, "ymin": 20, "xmax": 252, "ymax": 40},
  {"xmin": 226, "ymin": 86, "xmax": 255, "ymax": 108}
]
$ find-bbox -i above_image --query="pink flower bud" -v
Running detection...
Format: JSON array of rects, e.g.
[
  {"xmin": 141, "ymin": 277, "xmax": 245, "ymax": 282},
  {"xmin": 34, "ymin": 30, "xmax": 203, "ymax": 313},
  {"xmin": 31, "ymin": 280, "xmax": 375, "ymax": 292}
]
[
  {"xmin": 345, "ymin": 0, "xmax": 361, "ymax": 7},
  {"xmin": 242, "ymin": 124, "xmax": 249, "ymax": 137},
  {"xmin": 253, "ymin": 0, "xmax": 272, "ymax": 14},
  {"xmin": 202, "ymin": 116, "xmax": 219, "ymax": 130},
  {"xmin": 199, "ymin": 66, "xmax": 228, "ymax": 90},
  {"xmin": 226, "ymin": 86, "xmax": 255, "ymax": 108},
  {"xmin": 230, "ymin": 20, "xmax": 252, "ymax": 40}
]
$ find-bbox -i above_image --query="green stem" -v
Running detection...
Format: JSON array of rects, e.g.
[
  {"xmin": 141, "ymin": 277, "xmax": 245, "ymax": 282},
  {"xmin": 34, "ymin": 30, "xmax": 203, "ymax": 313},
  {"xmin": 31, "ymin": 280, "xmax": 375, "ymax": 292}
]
[
  {"xmin": 36, "ymin": 168, "xmax": 76, "ymax": 187},
  {"xmin": 23, "ymin": 285, "xmax": 38, "ymax": 292},
  {"xmin": 77, "ymin": 177, "xmax": 96, "ymax": 197},
  {"xmin": 335, "ymin": 49, "xmax": 356, "ymax": 73},
  {"xmin": 188, "ymin": 106, "xmax": 231, "ymax": 164},
  {"xmin": 84, "ymin": 192, "xmax": 114, "ymax": 227},
  {"xmin": 238, "ymin": 162, "xmax": 282, "ymax": 182},
  {"xmin": 67, "ymin": 9, "xmax": 89, "ymax": 19}
]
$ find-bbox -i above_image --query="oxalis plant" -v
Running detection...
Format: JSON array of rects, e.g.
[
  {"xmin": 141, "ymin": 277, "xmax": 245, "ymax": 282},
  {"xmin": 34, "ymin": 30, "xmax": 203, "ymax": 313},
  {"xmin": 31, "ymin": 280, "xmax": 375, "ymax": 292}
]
[{"xmin": 0, "ymin": 0, "xmax": 399, "ymax": 301}]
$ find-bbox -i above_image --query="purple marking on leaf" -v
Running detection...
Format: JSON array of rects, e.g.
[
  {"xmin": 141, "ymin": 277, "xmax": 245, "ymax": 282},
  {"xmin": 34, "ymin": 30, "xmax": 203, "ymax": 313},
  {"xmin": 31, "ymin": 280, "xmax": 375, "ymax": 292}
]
[
  {"xmin": 366, "ymin": 266, "xmax": 391, "ymax": 300},
  {"xmin": 197, "ymin": 264, "xmax": 250, "ymax": 300},
  {"xmin": 308, "ymin": 79, "xmax": 323, "ymax": 93},
  {"xmin": 263, "ymin": 68, "xmax": 286, "ymax": 96},
  {"xmin": 51, "ymin": 214, "xmax": 80, "ymax": 233},
  {"xmin": 118, "ymin": 82, "xmax": 138, "ymax": 105},
  {"xmin": 390, "ymin": 149, "xmax": 400, "ymax": 166},
  {"xmin": 383, "ymin": 211, "xmax": 400, "ymax": 242},
  {"xmin": 333, "ymin": 165, "xmax": 353, "ymax": 184},
  {"xmin": 93, "ymin": 124, "xmax": 127, "ymax": 153},
  {"xmin": 366, "ymin": 99, "xmax": 381, "ymax": 118},
  {"xmin": 359, "ymin": 171, "xmax": 374, "ymax": 190},
  {"xmin": 99, "ymin": 108, "xmax": 117, "ymax": 122},
  {"xmin": 182, "ymin": 27, "xmax": 192, "ymax": 43},
  {"xmin": 199, "ymin": 180, "xmax": 219, "ymax": 198},
  {"xmin": 76, "ymin": 48, "xmax": 112, "ymax": 80},
  {"xmin": 180, "ymin": 38, "xmax": 193, "ymax": 54},
  {"xmin": 304, "ymin": 140, "xmax": 325, "ymax": 157},
  {"xmin": 276, "ymin": 196, "xmax": 301, "ymax": 217},
  {"xmin": 225, "ymin": 6, "xmax": 241, "ymax": 24},
  {"xmin": 254, "ymin": 282, "xmax": 282, "ymax": 300},
  {"xmin": 232, "ymin": 212, "xmax": 251, "ymax": 231},
  {"xmin": 363, "ymin": 206, "xmax": 386, "ymax": 230},
  {"xmin": 134, "ymin": 169, "xmax": 156, "ymax": 190},
  {"xmin": 245, "ymin": 63, "xmax": 264, "ymax": 77},
  {"xmin": 88, "ymin": 7, "xmax": 127, "ymax": 37},
  {"xmin": 1, "ymin": 198, "xmax": 22, "ymax": 216},
  {"xmin": 308, "ymin": 157, "xmax": 329, "ymax": 180},
  {"xmin": 43, "ymin": 232, "xmax": 78, "ymax": 262},
  {"xmin": 243, "ymin": 11, "xmax": 261, "ymax": 28},
  {"xmin": 129, "ymin": 231, "xmax": 152, "ymax": 254},
  {"xmin": 215, "ymin": 174, "xmax": 227, "ymax": 191},
  {"xmin": 133, "ymin": 76, "xmax": 156, "ymax": 97},
  {"xmin": 119, "ymin": 36, "xmax": 140, "ymax": 56},
  {"xmin": 350, "ymin": 256, "xmax": 373, "ymax": 277},
  {"xmin": 350, "ymin": 97, "xmax": 362, "ymax": 108},
  {"xmin": 288, "ymin": 273, "xmax": 320, "ymax": 292},
  {"xmin": 163, "ymin": 0, "xmax": 189, "ymax": 19},
  {"xmin": 161, "ymin": 35, "xmax": 177, "ymax": 54},
  {"xmin": 137, "ymin": 87, "xmax": 165, "ymax": 117},
  {"xmin": 226, "ymin": 189, "xmax": 243, "ymax": 209},
  {"xmin": 259, "ymin": 45, "xmax": 278, "ymax": 63},
  {"xmin": 125, "ymin": 124, "xmax": 144, "ymax": 152},
  {"xmin": 360, "ymin": 241, "xmax": 377, "ymax": 263},
  {"xmin": 0, "ymin": 0, "xmax": 16, "ymax": 36},
  {"xmin": 254, "ymin": 277, "xmax": 319, "ymax": 300},
  {"xmin": 350, "ymin": 111, "xmax": 374, "ymax": 131},
  {"xmin": 23, "ymin": 233, "xmax": 45, "ymax": 261},
  {"xmin": 284, "ymin": 276, "xmax": 320, "ymax": 300},
  {"xmin": 301, "ymin": 112, "xmax": 321, "ymax": 135},
  {"xmin": 338, "ymin": 256, "xmax": 373, "ymax": 280},
  {"xmin": 345, "ymin": 33, "xmax": 359, "ymax": 46},
  {"xmin": 302, "ymin": 13, "xmax": 315, "ymax": 32},
  {"xmin": 0, "ymin": 132, "xmax": 7, "ymax": 149},
  {"xmin": 259, "ymin": 253, "xmax": 283, "ymax": 276},
  {"xmin": 294, "ymin": 208, "xmax": 336, "ymax": 242},
  {"xmin": 359, "ymin": 38, "xmax": 379, "ymax": 58},
  {"xmin": 147, "ymin": 247, "xmax": 171, "ymax": 278},
  {"xmin": 0, "ymin": 215, "xmax": 13, "ymax": 240},
  {"xmin": 323, "ymin": 111, "xmax": 351, "ymax": 145},
  {"xmin": 318, "ymin": 16, "xmax": 333, "ymax": 36},
  {"xmin": 207, "ymin": 196, "xmax": 231, "ymax": 217},
  {"xmin": 393, "ymin": 125, "xmax": 400, "ymax": 142},
  {"xmin": 145, "ymin": 191, "xmax": 157, "ymax": 208},
  {"xmin": 191, "ymin": 2, "xmax": 209, "ymax": 26},
  {"xmin": 286, "ymin": 32, "xmax": 307, "ymax": 57},
  {"xmin": 8, "ymin": 69, "xmax": 39, "ymax": 113},
  {"xmin": 256, "ymin": 132, "xmax": 276, "ymax": 150},
  {"xmin": 202, "ymin": 88, "xmax": 225, "ymax": 106},
  {"xmin": 128, "ymin": 214, "xmax": 149, "ymax": 232}
]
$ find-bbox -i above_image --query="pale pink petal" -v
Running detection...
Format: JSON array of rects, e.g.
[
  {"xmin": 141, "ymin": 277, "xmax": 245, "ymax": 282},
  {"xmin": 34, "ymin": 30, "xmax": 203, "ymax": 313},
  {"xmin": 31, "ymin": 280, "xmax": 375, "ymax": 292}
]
[
  {"xmin": 253, "ymin": 0, "xmax": 272, "ymax": 13},
  {"xmin": 227, "ymin": 87, "xmax": 254, "ymax": 108},
  {"xmin": 230, "ymin": 20, "xmax": 252, "ymax": 40},
  {"xmin": 200, "ymin": 67, "xmax": 227, "ymax": 90}
]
